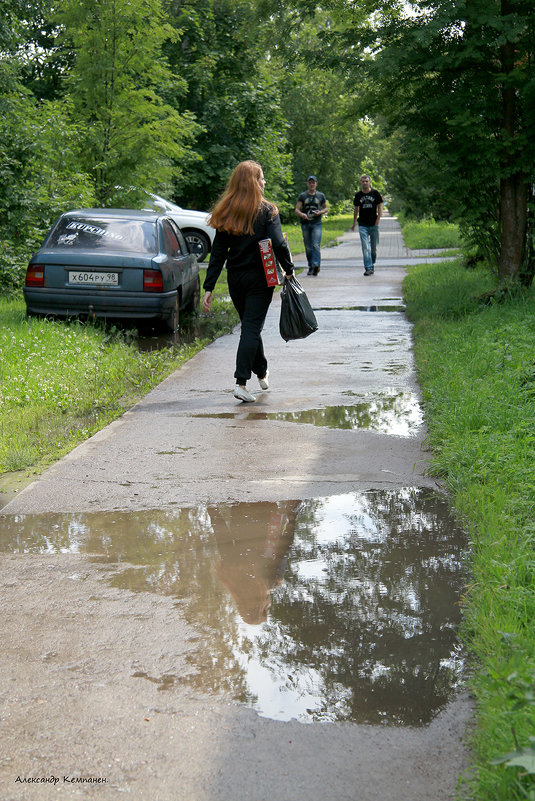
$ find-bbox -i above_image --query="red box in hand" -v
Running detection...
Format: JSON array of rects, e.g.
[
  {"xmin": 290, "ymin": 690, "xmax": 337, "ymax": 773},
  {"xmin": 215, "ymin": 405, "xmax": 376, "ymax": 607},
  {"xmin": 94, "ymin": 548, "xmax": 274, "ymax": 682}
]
[{"xmin": 259, "ymin": 238, "xmax": 283, "ymax": 286}]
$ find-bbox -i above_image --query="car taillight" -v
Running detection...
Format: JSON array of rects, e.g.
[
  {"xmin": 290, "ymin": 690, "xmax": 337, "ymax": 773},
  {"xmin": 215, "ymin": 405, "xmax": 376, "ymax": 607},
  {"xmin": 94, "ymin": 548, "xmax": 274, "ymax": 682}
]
[
  {"xmin": 143, "ymin": 269, "xmax": 163, "ymax": 292},
  {"xmin": 26, "ymin": 264, "xmax": 45, "ymax": 287}
]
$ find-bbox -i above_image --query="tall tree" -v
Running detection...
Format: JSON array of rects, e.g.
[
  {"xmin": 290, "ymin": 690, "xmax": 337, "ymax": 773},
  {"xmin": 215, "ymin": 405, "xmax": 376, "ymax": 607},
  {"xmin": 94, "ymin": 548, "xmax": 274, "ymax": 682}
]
[
  {"xmin": 282, "ymin": 66, "xmax": 381, "ymax": 209},
  {"xmin": 163, "ymin": 0, "xmax": 293, "ymax": 209},
  {"xmin": 498, "ymin": 0, "xmax": 533, "ymax": 281},
  {"xmin": 57, "ymin": 0, "xmax": 199, "ymax": 204},
  {"xmin": 256, "ymin": 2, "xmax": 391, "ymax": 210},
  {"xmin": 0, "ymin": 0, "xmax": 96, "ymax": 291},
  {"xmin": 345, "ymin": 0, "xmax": 535, "ymax": 282}
]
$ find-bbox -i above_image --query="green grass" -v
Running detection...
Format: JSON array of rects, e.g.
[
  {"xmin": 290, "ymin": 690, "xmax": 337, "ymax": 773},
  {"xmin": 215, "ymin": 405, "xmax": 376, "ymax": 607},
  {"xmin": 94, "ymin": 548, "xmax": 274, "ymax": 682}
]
[
  {"xmin": 400, "ymin": 216, "xmax": 461, "ymax": 250},
  {"xmin": 404, "ymin": 258, "xmax": 535, "ymax": 801},
  {"xmin": 0, "ymin": 280, "xmax": 237, "ymax": 478}
]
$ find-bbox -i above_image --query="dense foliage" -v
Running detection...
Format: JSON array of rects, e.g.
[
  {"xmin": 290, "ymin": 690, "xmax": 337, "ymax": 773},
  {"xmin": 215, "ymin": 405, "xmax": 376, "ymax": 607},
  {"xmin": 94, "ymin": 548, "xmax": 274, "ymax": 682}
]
[
  {"xmin": 0, "ymin": 0, "xmax": 533, "ymax": 283},
  {"xmin": 338, "ymin": 0, "xmax": 535, "ymax": 281}
]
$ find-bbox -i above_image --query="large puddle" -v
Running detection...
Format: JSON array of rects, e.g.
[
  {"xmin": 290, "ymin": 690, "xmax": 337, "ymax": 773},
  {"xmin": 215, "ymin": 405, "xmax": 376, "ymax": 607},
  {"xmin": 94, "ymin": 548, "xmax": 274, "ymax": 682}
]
[
  {"xmin": 192, "ymin": 391, "xmax": 423, "ymax": 437},
  {"xmin": 0, "ymin": 489, "xmax": 467, "ymax": 726}
]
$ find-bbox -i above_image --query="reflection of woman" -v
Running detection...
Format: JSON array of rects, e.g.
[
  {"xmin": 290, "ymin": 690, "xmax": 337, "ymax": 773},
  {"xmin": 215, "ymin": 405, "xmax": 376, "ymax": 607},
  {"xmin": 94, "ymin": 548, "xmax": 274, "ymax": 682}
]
[
  {"xmin": 202, "ymin": 161, "xmax": 294, "ymax": 403},
  {"xmin": 209, "ymin": 501, "xmax": 300, "ymax": 625}
]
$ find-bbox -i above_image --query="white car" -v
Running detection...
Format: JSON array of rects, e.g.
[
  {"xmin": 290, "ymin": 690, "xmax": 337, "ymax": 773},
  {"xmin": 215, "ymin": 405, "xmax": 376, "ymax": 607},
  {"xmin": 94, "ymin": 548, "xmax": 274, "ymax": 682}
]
[{"xmin": 143, "ymin": 193, "xmax": 214, "ymax": 262}]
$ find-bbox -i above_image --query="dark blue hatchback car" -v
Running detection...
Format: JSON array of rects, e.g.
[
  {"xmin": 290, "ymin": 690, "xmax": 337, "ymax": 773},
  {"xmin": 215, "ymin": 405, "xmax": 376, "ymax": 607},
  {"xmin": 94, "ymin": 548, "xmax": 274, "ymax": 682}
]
[{"xmin": 24, "ymin": 209, "xmax": 201, "ymax": 331}]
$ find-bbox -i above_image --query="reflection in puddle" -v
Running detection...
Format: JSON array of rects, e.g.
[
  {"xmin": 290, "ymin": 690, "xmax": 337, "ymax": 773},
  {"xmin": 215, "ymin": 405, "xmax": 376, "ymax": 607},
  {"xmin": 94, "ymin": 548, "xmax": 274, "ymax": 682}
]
[
  {"xmin": 134, "ymin": 312, "xmax": 229, "ymax": 351},
  {"xmin": 0, "ymin": 489, "xmax": 467, "ymax": 726},
  {"xmin": 384, "ymin": 362, "xmax": 408, "ymax": 375},
  {"xmin": 0, "ymin": 471, "xmax": 33, "ymax": 510},
  {"xmin": 193, "ymin": 391, "xmax": 423, "ymax": 437}
]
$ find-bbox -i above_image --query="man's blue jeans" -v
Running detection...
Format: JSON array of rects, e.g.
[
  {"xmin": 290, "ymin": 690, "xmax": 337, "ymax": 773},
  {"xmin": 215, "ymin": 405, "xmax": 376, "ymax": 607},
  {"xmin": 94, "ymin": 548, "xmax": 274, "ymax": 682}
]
[
  {"xmin": 301, "ymin": 222, "xmax": 322, "ymax": 269},
  {"xmin": 358, "ymin": 224, "xmax": 379, "ymax": 272}
]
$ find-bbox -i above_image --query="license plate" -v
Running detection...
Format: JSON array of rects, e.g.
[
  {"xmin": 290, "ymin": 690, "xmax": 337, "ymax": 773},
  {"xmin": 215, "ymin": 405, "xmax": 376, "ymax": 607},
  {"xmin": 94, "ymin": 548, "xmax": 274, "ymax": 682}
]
[{"xmin": 68, "ymin": 271, "xmax": 119, "ymax": 286}]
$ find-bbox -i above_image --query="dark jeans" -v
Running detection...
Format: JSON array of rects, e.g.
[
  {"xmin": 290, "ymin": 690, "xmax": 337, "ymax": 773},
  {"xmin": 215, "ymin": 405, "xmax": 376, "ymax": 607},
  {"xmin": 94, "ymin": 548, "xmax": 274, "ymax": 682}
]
[
  {"xmin": 358, "ymin": 224, "xmax": 379, "ymax": 271},
  {"xmin": 228, "ymin": 269, "xmax": 274, "ymax": 385},
  {"xmin": 301, "ymin": 221, "xmax": 322, "ymax": 268}
]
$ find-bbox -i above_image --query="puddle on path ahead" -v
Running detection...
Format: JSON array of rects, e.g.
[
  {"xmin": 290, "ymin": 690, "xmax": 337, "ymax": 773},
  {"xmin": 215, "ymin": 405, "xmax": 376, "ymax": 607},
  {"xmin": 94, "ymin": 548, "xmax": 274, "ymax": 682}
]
[
  {"xmin": 193, "ymin": 391, "xmax": 423, "ymax": 437},
  {"xmin": 314, "ymin": 305, "xmax": 406, "ymax": 312},
  {"xmin": 0, "ymin": 489, "xmax": 467, "ymax": 726}
]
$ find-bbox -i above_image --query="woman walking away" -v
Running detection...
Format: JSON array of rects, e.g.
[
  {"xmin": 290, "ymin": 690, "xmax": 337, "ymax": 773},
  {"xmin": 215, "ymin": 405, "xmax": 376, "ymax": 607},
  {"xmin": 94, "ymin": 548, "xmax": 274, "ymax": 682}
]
[{"xmin": 202, "ymin": 160, "xmax": 294, "ymax": 402}]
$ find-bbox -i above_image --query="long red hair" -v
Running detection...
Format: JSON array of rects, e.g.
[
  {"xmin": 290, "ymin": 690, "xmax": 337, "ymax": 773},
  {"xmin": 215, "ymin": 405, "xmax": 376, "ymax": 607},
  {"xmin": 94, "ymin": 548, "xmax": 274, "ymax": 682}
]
[{"xmin": 208, "ymin": 160, "xmax": 278, "ymax": 235}]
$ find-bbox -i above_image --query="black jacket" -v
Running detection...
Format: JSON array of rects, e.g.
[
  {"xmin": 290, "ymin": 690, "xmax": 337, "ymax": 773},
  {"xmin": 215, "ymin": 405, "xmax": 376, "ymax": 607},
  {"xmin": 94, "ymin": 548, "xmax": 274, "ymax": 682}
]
[{"xmin": 203, "ymin": 203, "xmax": 294, "ymax": 292}]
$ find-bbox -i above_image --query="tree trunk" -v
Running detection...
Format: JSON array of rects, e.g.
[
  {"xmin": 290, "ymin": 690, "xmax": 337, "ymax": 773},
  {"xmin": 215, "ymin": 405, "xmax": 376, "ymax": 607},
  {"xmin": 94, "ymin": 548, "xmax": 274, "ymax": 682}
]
[
  {"xmin": 499, "ymin": 174, "xmax": 528, "ymax": 281},
  {"xmin": 498, "ymin": 0, "xmax": 528, "ymax": 281}
]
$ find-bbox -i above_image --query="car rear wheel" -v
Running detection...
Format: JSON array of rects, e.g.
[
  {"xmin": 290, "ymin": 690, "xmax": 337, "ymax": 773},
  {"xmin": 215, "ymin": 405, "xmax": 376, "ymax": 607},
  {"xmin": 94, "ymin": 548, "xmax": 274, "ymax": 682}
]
[
  {"xmin": 183, "ymin": 230, "xmax": 210, "ymax": 262},
  {"xmin": 164, "ymin": 291, "xmax": 179, "ymax": 332}
]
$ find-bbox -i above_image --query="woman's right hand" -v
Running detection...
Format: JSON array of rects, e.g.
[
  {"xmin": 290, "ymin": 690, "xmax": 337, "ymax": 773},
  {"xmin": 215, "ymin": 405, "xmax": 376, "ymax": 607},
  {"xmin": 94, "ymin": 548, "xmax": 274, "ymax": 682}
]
[{"xmin": 202, "ymin": 291, "xmax": 212, "ymax": 313}]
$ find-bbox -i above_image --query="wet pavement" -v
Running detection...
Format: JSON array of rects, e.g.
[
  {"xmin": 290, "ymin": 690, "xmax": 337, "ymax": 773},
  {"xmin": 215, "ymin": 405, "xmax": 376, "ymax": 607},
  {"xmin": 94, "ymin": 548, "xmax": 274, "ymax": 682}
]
[
  {"xmin": 0, "ymin": 215, "xmax": 471, "ymax": 800},
  {"xmin": 0, "ymin": 490, "xmax": 467, "ymax": 727}
]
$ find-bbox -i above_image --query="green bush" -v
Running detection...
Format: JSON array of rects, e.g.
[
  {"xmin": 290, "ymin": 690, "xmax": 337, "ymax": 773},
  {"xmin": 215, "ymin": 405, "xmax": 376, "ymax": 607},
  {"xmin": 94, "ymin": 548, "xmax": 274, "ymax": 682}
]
[{"xmin": 0, "ymin": 248, "xmax": 29, "ymax": 295}]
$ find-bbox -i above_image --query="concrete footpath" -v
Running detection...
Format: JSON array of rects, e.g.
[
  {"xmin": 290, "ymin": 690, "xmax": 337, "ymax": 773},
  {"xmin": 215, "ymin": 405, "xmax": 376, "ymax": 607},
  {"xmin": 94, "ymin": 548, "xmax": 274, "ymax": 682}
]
[
  {"xmin": 0, "ymin": 216, "xmax": 471, "ymax": 801},
  {"xmin": 2, "ymin": 213, "xmax": 452, "ymax": 515}
]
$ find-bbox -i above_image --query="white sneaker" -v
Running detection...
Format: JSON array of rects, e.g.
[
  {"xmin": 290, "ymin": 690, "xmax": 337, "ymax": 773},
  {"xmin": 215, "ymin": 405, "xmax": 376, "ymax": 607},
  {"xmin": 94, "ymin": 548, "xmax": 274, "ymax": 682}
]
[
  {"xmin": 258, "ymin": 370, "xmax": 269, "ymax": 390},
  {"xmin": 234, "ymin": 385, "xmax": 256, "ymax": 402}
]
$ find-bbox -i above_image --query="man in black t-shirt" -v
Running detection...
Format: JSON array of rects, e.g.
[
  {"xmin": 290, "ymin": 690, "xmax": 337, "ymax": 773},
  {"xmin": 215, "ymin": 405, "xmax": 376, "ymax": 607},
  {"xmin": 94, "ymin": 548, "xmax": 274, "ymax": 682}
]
[
  {"xmin": 295, "ymin": 175, "xmax": 328, "ymax": 275},
  {"xmin": 351, "ymin": 174, "xmax": 384, "ymax": 276}
]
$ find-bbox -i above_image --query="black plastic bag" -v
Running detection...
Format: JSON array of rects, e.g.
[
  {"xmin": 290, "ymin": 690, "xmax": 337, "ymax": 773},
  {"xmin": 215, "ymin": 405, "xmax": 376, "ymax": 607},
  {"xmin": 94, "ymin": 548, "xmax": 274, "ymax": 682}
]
[{"xmin": 279, "ymin": 275, "xmax": 318, "ymax": 342}]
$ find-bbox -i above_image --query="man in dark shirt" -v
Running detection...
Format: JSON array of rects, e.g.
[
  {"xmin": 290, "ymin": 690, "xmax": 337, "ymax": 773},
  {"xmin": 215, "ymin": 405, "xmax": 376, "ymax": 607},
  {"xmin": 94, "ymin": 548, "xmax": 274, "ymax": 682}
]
[
  {"xmin": 295, "ymin": 175, "xmax": 328, "ymax": 275},
  {"xmin": 351, "ymin": 174, "xmax": 384, "ymax": 276}
]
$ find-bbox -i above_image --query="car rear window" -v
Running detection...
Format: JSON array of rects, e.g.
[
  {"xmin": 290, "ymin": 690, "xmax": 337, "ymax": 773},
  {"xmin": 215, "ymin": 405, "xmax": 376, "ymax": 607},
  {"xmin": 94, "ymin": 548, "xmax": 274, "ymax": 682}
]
[{"xmin": 47, "ymin": 217, "xmax": 157, "ymax": 254}]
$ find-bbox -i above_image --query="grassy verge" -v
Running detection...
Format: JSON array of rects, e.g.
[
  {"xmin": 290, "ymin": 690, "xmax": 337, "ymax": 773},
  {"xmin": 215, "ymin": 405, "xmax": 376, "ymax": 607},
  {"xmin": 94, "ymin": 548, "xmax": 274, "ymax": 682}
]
[
  {"xmin": 404, "ymin": 259, "xmax": 535, "ymax": 801},
  {"xmin": 399, "ymin": 215, "xmax": 461, "ymax": 249},
  {"xmin": 0, "ymin": 271, "xmax": 237, "ymax": 482}
]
